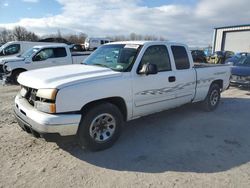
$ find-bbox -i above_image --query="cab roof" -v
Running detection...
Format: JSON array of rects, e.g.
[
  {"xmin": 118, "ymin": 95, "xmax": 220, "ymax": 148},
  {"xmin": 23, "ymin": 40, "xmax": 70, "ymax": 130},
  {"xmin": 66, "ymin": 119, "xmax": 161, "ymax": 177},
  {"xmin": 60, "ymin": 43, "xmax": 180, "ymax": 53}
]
[{"xmin": 107, "ymin": 40, "xmax": 186, "ymax": 47}]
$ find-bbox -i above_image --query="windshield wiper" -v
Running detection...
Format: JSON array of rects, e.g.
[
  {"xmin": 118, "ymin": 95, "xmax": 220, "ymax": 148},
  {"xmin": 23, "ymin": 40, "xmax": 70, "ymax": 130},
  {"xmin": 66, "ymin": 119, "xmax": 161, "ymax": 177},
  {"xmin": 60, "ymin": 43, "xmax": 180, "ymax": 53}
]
[{"xmin": 92, "ymin": 63, "xmax": 109, "ymax": 68}]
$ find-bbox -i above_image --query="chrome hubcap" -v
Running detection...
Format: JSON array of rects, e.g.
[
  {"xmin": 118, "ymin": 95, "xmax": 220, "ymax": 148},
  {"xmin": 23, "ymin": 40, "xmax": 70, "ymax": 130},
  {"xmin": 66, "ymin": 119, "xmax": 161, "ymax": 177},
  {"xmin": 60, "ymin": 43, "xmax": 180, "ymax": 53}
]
[
  {"xmin": 89, "ymin": 113, "xmax": 116, "ymax": 142},
  {"xmin": 210, "ymin": 90, "xmax": 219, "ymax": 106}
]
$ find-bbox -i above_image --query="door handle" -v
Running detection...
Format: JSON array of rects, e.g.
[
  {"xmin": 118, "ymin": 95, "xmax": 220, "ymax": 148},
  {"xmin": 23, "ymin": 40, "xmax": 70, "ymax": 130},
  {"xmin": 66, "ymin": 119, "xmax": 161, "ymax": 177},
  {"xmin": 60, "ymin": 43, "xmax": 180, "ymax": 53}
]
[{"xmin": 168, "ymin": 76, "xmax": 176, "ymax": 82}]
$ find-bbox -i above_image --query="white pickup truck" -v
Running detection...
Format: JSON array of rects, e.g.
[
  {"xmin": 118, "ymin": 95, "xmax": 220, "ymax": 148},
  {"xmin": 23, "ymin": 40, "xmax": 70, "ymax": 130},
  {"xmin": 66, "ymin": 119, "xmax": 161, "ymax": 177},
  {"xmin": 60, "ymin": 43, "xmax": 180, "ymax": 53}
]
[
  {"xmin": 14, "ymin": 41, "xmax": 231, "ymax": 151},
  {"xmin": 2, "ymin": 44, "xmax": 90, "ymax": 83}
]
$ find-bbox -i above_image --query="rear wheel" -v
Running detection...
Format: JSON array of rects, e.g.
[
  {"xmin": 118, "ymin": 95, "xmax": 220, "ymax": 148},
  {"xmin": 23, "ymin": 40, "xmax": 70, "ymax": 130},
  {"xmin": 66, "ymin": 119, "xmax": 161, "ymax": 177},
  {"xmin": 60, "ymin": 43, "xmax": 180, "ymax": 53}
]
[
  {"xmin": 78, "ymin": 102, "xmax": 123, "ymax": 151},
  {"xmin": 201, "ymin": 83, "xmax": 221, "ymax": 111}
]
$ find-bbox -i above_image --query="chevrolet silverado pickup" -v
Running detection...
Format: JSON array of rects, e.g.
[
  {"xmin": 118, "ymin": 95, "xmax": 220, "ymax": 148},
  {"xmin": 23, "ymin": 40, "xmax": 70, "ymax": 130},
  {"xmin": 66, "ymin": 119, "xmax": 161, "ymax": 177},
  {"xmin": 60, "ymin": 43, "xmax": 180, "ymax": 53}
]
[
  {"xmin": 2, "ymin": 44, "xmax": 90, "ymax": 83},
  {"xmin": 14, "ymin": 41, "xmax": 231, "ymax": 151}
]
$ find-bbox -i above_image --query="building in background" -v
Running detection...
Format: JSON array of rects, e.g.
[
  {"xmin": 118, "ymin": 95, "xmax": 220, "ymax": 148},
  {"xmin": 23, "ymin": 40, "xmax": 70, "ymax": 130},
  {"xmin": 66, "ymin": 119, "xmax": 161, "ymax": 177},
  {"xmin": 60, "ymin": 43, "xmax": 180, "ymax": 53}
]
[{"xmin": 212, "ymin": 24, "xmax": 250, "ymax": 53}]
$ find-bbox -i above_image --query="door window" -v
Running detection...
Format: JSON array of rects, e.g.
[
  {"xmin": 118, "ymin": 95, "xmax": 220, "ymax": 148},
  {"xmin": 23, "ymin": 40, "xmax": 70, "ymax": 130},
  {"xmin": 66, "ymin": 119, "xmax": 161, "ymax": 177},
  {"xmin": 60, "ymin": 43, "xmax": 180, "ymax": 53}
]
[
  {"xmin": 54, "ymin": 47, "xmax": 67, "ymax": 57},
  {"xmin": 139, "ymin": 45, "xmax": 171, "ymax": 72},
  {"xmin": 33, "ymin": 48, "xmax": 54, "ymax": 61}
]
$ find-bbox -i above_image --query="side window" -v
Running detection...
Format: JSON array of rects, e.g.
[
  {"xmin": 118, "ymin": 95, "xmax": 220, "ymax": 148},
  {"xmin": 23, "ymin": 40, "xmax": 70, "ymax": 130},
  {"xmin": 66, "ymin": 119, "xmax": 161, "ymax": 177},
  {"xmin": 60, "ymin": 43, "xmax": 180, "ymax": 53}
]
[
  {"xmin": 53, "ymin": 47, "xmax": 67, "ymax": 57},
  {"xmin": 139, "ymin": 45, "xmax": 171, "ymax": 72},
  {"xmin": 171, "ymin": 46, "xmax": 190, "ymax": 70},
  {"xmin": 100, "ymin": 40, "xmax": 104, "ymax": 45},
  {"xmin": 33, "ymin": 48, "xmax": 54, "ymax": 61},
  {"xmin": 4, "ymin": 44, "xmax": 20, "ymax": 55}
]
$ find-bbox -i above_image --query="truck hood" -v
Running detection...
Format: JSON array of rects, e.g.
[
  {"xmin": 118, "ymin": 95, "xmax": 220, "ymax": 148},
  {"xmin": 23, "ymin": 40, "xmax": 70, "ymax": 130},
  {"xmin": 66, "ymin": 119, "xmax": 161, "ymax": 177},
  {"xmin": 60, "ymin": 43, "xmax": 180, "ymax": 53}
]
[
  {"xmin": 231, "ymin": 65, "xmax": 250, "ymax": 76},
  {"xmin": 0, "ymin": 56, "xmax": 24, "ymax": 65},
  {"xmin": 18, "ymin": 64, "xmax": 122, "ymax": 89}
]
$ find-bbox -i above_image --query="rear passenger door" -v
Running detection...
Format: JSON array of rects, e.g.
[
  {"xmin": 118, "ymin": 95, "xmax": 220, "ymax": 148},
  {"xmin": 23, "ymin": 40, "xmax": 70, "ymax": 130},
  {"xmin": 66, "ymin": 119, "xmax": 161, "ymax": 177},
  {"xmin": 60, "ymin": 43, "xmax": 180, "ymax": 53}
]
[
  {"xmin": 51, "ymin": 47, "xmax": 69, "ymax": 65},
  {"xmin": 132, "ymin": 45, "xmax": 178, "ymax": 117},
  {"xmin": 170, "ymin": 45, "xmax": 196, "ymax": 105}
]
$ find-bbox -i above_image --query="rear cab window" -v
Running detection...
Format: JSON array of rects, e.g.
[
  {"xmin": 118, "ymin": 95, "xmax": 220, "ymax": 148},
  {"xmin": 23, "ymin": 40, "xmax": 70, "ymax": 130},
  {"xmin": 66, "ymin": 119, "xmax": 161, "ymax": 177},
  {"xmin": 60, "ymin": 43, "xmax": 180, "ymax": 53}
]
[
  {"xmin": 54, "ymin": 47, "xmax": 67, "ymax": 57},
  {"xmin": 171, "ymin": 46, "xmax": 190, "ymax": 70}
]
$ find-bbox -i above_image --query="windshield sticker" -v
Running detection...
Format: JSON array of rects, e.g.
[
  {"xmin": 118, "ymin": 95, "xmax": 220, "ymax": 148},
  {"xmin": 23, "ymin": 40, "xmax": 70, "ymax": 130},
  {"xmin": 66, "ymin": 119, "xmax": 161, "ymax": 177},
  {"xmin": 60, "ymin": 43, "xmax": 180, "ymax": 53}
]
[{"xmin": 124, "ymin": 44, "xmax": 140, "ymax": 49}]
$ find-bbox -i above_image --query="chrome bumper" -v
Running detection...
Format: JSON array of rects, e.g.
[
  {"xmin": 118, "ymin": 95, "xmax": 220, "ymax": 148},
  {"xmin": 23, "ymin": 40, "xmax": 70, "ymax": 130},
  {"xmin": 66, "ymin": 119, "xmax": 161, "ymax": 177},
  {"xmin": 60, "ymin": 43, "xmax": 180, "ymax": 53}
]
[
  {"xmin": 14, "ymin": 94, "xmax": 81, "ymax": 136},
  {"xmin": 230, "ymin": 80, "xmax": 250, "ymax": 86}
]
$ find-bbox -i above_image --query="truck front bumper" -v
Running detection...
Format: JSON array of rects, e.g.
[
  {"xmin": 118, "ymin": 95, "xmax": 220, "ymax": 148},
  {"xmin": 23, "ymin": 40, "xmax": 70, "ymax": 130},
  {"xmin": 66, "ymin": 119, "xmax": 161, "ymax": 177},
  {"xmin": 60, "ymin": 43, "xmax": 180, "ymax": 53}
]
[{"xmin": 14, "ymin": 94, "xmax": 81, "ymax": 137}]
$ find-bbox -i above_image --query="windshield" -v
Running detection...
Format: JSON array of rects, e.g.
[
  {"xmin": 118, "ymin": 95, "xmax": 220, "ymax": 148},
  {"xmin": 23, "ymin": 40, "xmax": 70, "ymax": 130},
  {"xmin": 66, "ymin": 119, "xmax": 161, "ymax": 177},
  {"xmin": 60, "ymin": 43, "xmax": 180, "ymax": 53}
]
[
  {"xmin": 236, "ymin": 56, "xmax": 250, "ymax": 66},
  {"xmin": 83, "ymin": 44, "xmax": 141, "ymax": 72},
  {"xmin": 20, "ymin": 48, "xmax": 40, "ymax": 58}
]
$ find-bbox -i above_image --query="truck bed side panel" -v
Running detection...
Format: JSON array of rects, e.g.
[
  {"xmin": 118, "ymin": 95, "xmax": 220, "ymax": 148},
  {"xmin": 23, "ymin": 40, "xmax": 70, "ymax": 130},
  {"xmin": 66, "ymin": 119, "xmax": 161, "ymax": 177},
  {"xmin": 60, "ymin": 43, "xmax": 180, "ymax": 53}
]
[{"xmin": 193, "ymin": 65, "xmax": 231, "ymax": 102}]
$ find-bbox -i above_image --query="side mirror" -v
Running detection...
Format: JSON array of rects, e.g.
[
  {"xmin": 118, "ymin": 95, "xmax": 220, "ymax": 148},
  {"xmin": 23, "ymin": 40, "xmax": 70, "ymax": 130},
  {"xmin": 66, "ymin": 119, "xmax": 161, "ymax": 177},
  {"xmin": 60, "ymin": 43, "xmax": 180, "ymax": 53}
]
[{"xmin": 139, "ymin": 63, "xmax": 158, "ymax": 75}]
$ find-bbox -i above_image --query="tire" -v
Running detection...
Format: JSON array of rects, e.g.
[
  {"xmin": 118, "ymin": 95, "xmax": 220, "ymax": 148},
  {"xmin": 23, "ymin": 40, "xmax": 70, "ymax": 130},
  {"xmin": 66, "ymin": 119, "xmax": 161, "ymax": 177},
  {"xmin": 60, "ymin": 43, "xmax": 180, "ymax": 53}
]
[
  {"xmin": 201, "ymin": 83, "xmax": 221, "ymax": 111},
  {"xmin": 78, "ymin": 102, "xmax": 123, "ymax": 151},
  {"xmin": 11, "ymin": 70, "xmax": 24, "ymax": 85}
]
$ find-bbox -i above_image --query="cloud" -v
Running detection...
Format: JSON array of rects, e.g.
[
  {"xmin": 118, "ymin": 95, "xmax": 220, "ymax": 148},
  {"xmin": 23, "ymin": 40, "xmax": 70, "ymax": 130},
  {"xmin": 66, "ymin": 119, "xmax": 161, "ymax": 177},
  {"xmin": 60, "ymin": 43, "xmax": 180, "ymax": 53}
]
[
  {"xmin": 3, "ymin": 3, "xmax": 9, "ymax": 6},
  {"xmin": 0, "ymin": 0, "xmax": 249, "ymax": 46}
]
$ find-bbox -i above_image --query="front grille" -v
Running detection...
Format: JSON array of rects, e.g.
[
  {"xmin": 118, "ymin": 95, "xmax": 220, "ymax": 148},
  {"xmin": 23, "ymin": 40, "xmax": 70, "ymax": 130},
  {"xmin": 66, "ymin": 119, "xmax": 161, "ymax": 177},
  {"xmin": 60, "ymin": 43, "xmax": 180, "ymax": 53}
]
[{"xmin": 23, "ymin": 86, "xmax": 38, "ymax": 106}]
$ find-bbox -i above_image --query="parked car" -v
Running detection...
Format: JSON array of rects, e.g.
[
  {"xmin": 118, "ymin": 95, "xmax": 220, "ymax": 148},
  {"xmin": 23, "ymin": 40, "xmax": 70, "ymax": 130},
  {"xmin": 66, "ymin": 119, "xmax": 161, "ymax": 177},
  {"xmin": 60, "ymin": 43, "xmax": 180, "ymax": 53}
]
[
  {"xmin": 0, "ymin": 41, "xmax": 60, "ymax": 61},
  {"xmin": 191, "ymin": 50, "xmax": 207, "ymax": 63},
  {"xmin": 230, "ymin": 54, "xmax": 250, "ymax": 86},
  {"xmin": 69, "ymin": 44, "xmax": 85, "ymax": 52},
  {"xmin": 2, "ymin": 44, "xmax": 91, "ymax": 83},
  {"xmin": 209, "ymin": 51, "xmax": 234, "ymax": 64},
  {"xmin": 0, "ymin": 41, "xmax": 64, "ymax": 78},
  {"xmin": 84, "ymin": 37, "xmax": 112, "ymax": 50},
  {"xmin": 225, "ymin": 52, "xmax": 249, "ymax": 65},
  {"xmin": 14, "ymin": 41, "xmax": 230, "ymax": 151}
]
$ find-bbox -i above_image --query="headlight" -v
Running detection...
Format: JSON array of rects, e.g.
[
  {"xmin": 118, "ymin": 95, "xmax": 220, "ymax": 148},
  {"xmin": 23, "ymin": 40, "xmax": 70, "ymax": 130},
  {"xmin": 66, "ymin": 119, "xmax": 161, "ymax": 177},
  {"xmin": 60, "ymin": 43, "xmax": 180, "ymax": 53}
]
[
  {"xmin": 36, "ymin": 88, "xmax": 58, "ymax": 100},
  {"xmin": 35, "ymin": 88, "xmax": 58, "ymax": 113}
]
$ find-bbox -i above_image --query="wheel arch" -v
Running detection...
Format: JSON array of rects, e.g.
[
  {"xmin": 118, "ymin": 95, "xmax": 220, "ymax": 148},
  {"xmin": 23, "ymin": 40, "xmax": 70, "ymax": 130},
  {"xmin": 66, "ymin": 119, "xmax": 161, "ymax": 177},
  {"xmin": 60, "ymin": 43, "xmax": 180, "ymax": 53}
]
[
  {"xmin": 80, "ymin": 97, "xmax": 128, "ymax": 121},
  {"xmin": 12, "ymin": 68, "xmax": 27, "ymax": 74},
  {"xmin": 211, "ymin": 79, "xmax": 223, "ymax": 90}
]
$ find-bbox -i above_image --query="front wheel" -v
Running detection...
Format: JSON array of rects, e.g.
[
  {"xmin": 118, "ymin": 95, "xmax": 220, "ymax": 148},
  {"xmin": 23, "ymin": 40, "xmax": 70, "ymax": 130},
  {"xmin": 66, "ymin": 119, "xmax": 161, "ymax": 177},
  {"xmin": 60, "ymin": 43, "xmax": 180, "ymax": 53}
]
[
  {"xmin": 78, "ymin": 102, "xmax": 123, "ymax": 151},
  {"xmin": 201, "ymin": 83, "xmax": 221, "ymax": 111},
  {"xmin": 11, "ymin": 70, "xmax": 24, "ymax": 85}
]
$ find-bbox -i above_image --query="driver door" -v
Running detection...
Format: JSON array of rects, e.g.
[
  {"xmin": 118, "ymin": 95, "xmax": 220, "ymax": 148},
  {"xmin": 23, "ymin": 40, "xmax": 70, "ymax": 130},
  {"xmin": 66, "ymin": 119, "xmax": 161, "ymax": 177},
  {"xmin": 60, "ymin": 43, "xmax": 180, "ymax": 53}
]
[{"xmin": 132, "ymin": 45, "xmax": 178, "ymax": 117}]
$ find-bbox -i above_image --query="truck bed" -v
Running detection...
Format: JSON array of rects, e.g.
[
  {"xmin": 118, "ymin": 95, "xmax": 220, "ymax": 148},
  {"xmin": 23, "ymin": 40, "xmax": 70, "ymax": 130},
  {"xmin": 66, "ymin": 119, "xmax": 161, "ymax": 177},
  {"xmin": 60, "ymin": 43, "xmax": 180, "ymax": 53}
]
[
  {"xmin": 71, "ymin": 51, "xmax": 92, "ymax": 56},
  {"xmin": 194, "ymin": 63, "xmax": 230, "ymax": 68}
]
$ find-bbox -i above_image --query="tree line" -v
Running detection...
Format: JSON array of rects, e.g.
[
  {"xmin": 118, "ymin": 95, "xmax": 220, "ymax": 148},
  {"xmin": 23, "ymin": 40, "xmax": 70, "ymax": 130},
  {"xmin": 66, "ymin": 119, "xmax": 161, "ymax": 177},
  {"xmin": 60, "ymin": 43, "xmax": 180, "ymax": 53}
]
[{"xmin": 0, "ymin": 26, "xmax": 166, "ymax": 44}]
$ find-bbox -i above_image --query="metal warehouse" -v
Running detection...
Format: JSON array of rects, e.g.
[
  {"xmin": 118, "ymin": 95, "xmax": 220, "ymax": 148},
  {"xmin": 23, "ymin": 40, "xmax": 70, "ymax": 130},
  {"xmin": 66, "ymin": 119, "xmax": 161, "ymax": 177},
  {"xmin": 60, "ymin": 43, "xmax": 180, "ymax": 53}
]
[{"xmin": 212, "ymin": 24, "xmax": 250, "ymax": 53}]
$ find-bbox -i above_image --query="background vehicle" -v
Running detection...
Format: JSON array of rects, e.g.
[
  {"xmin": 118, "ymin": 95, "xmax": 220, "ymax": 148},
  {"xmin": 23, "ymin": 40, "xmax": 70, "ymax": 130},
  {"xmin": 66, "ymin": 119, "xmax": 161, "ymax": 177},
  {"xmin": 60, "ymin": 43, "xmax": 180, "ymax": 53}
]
[
  {"xmin": 14, "ymin": 41, "xmax": 230, "ymax": 151},
  {"xmin": 191, "ymin": 50, "xmax": 207, "ymax": 63},
  {"xmin": 69, "ymin": 44, "xmax": 85, "ymax": 52},
  {"xmin": 3, "ymin": 44, "xmax": 91, "ymax": 83},
  {"xmin": 230, "ymin": 54, "xmax": 250, "ymax": 86},
  {"xmin": 0, "ymin": 41, "xmax": 60, "ymax": 60},
  {"xmin": 0, "ymin": 41, "xmax": 65, "ymax": 79},
  {"xmin": 84, "ymin": 37, "xmax": 111, "ymax": 50},
  {"xmin": 225, "ymin": 52, "xmax": 249, "ymax": 65},
  {"xmin": 208, "ymin": 51, "xmax": 235, "ymax": 64}
]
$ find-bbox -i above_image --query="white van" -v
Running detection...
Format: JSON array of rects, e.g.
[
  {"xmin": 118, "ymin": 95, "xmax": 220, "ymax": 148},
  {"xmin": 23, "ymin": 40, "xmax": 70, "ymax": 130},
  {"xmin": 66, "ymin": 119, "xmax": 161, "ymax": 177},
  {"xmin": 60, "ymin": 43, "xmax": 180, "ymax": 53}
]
[
  {"xmin": 0, "ymin": 41, "xmax": 62, "ymax": 60},
  {"xmin": 84, "ymin": 38, "xmax": 111, "ymax": 50}
]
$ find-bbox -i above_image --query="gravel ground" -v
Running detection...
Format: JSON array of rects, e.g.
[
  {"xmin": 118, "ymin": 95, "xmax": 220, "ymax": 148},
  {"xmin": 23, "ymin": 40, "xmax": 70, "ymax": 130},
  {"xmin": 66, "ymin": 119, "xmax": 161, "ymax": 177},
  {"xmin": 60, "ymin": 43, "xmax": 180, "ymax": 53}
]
[{"xmin": 0, "ymin": 84, "xmax": 250, "ymax": 188}]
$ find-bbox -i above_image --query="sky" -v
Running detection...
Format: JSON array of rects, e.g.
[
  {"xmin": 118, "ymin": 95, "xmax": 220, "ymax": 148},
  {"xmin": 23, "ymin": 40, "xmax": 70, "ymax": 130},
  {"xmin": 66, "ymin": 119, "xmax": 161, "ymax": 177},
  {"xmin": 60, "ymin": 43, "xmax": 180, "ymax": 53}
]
[{"xmin": 0, "ymin": 0, "xmax": 249, "ymax": 46}]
